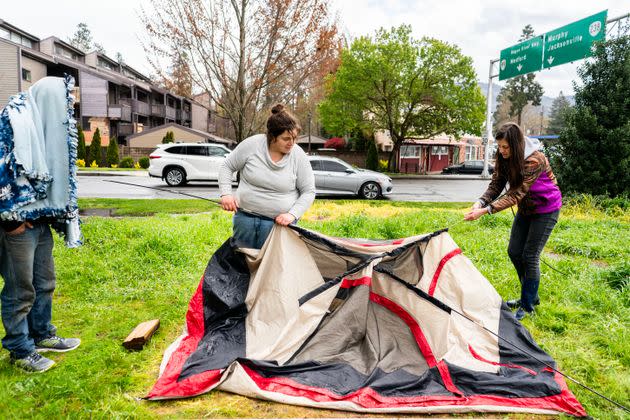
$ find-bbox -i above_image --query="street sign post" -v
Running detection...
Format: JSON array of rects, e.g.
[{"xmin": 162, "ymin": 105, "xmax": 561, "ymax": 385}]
[
  {"xmin": 499, "ymin": 36, "xmax": 544, "ymax": 80},
  {"xmin": 543, "ymin": 10, "xmax": 607, "ymax": 69}
]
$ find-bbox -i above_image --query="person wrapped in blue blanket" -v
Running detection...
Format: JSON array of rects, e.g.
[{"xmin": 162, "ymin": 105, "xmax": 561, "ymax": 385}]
[{"xmin": 0, "ymin": 76, "xmax": 82, "ymax": 372}]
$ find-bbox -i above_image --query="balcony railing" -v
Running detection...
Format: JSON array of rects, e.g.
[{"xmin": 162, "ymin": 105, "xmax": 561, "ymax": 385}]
[
  {"xmin": 117, "ymin": 123, "xmax": 134, "ymax": 136},
  {"xmin": 130, "ymin": 99, "xmax": 150, "ymax": 115},
  {"xmin": 181, "ymin": 110, "xmax": 191, "ymax": 121},
  {"xmin": 108, "ymin": 104, "xmax": 132, "ymax": 122},
  {"xmin": 166, "ymin": 106, "xmax": 177, "ymax": 120},
  {"xmin": 151, "ymin": 104, "xmax": 165, "ymax": 117}
]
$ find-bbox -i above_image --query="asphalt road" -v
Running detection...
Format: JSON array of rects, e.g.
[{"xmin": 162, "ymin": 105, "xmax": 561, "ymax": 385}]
[{"xmin": 78, "ymin": 174, "xmax": 489, "ymax": 203}]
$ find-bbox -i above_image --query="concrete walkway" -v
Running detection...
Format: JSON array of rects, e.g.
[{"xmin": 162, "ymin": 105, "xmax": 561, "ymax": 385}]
[
  {"xmin": 77, "ymin": 170, "xmax": 487, "ymax": 181},
  {"xmin": 77, "ymin": 170, "xmax": 149, "ymax": 177}
]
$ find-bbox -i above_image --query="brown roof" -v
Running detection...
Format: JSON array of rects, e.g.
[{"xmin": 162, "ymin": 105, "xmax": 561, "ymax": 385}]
[{"xmin": 126, "ymin": 122, "xmax": 235, "ymax": 145}]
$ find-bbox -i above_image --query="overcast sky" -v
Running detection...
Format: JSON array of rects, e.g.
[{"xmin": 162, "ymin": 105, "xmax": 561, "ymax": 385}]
[{"xmin": 3, "ymin": 0, "xmax": 628, "ymax": 97}]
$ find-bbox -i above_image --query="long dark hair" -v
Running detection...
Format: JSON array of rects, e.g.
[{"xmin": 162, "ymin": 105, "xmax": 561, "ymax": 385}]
[
  {"xmin": 494, "ymin": 122, "xmax": 525, "ymax": 188},
  {"xmin": 266, "ymin": 104, "xmax": 301, "ymax": 145}
]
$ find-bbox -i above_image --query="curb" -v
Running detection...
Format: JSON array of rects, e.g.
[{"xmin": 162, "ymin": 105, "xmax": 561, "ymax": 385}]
[
  {"xmin": 78, "ymin": 171, "xmax": 148, "ymax": 177},
  {"xmin": 390, "ymin": 175, "xmax": 488, "ymax": 180}
]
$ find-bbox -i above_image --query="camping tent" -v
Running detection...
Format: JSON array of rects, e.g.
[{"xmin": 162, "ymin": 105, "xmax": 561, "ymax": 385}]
[{"xmin": 148, "ymin": 226, "xmax": 586, "ymax": 416}]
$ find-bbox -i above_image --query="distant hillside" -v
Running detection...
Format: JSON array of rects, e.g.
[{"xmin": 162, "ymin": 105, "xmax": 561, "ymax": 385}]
[{"xmin": 478, "ymin": 81, "xmax": 574, "ymax": 117}]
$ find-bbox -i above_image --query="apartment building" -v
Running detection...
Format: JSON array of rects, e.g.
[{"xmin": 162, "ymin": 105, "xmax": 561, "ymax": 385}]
[{"xmin": 0, "ymin": 18, "xmax": 219, "ymax": 145}]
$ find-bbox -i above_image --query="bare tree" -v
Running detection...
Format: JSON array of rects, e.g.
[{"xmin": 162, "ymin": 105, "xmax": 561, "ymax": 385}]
[{"xmin": 141, "ymin": 0, "xmax": 341, "ymax": 142}]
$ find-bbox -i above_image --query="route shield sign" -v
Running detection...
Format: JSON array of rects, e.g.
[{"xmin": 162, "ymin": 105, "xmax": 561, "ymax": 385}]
[
  {"xmin": 499, "ymin": 36, "xmax": 544, "ymax": 80},
  {"xmin": 543, "ymin": 10, "xmax": 607, "ymax": 69}
]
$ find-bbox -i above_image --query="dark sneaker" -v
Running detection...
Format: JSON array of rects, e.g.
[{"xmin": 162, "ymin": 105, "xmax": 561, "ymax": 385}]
[
  {"xmin": 10, "ymin": 351, "xmax": 55, "ymax": 373},
  {"xmin": 506, "ymin": 298, "xmax": 540, "ymax": 311},
  {"xmin": 515, "ymin": 307, "xmax": 534, "ymax": 321},
  {"xmin": 35, "ymin": 336, "xmax": 81, "ymax": 353},
  {"xmin": 506, "ymin": 299, "xmax": 521, "ymax": 310}
]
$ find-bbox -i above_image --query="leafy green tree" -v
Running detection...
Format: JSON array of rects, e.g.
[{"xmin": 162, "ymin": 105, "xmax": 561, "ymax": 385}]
[
  {"xmin": 89, "ymin": 128, "xmax": 102, "ymax": 167},
  {"xmin": 77, "ymin": 125, "xmax": 86, "ymax": 161},
  {"xmin": 546, "ymin": 92, "xmax": 572, "ymax": 135},
  {"xmin": 106, "ymin": 136, "xmax": 120, "ymax": 167},
  {"xmin": 500, "ymin": 25, "xmax": 544, "ymax": 125},
  {"xmin": 365, "ymin": 139, "xmax": 379, "ymax": 171},
  {"xmin": 162, "ymin": 130, "xmax": 174, "ymax": 144},
  {"xmin": 319, "ymin": 25, "xmax": 485, "ymax": 171},
  {"xmin": 550, "ymin": 32, "xmax": 630, "ymax": 197}
]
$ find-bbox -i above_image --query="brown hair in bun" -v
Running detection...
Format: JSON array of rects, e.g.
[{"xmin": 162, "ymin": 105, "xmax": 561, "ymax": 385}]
[{"xmin": 267, "ymin": 103, "xmax": 301, "ymax": 144}]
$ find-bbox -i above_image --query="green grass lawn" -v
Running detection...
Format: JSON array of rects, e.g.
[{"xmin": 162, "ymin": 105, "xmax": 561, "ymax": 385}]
[{"xmin": 0, "ymin": 199, "xmax": 628, "ymax": 419}]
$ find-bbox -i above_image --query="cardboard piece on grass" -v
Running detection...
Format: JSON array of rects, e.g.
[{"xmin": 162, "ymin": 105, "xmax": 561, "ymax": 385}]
[{"xmin": 123, "ymin": 319, "xmax": 160, "ymax": 350}]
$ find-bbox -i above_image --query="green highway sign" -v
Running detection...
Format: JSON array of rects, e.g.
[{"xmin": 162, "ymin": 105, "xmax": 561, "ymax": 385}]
[
  {"xmin": 499, "ymin": 36, "xmax": 544, "ymax": 80},
  {"xmin": 543, "ymin": 10, "xmax": 607, "ymax": 69}
]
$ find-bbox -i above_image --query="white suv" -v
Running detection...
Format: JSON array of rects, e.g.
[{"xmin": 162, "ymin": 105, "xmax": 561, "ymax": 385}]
[{"xmin": 148, "ymin": 142, "xmax": 234, "ymax": 186}]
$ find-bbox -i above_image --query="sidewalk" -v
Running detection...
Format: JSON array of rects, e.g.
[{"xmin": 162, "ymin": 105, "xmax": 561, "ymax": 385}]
[
  {"xmin": 77, "ymin": 170, "xmax": 149, "ymax": 177},
  {"xmin": 77, "ymin": 170, "xmax": 486, "ymax": 181},
  {"xmin": 389, "ymin": 174, "xmax": 488, "ymax": 180}
]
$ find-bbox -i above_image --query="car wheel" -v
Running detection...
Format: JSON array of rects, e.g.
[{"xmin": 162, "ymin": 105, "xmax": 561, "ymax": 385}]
[
  {"xmin": 360, "ymin": 181, "xmax": 381, "ymax": 200},
  {"xmin": 165, "ymin": 167, "xmax": 186, "ymax": 186}
]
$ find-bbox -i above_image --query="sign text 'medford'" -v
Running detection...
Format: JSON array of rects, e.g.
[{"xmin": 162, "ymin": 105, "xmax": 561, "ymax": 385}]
[{"xmin": 498, "ymin": 36, "xmax": 543, "ymax": 80}]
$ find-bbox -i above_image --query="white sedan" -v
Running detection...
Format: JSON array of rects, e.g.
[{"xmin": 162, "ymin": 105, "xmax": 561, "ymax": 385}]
[{"xmin": 309, "ymin": 156, "xmax": 393, "ymax": 199}]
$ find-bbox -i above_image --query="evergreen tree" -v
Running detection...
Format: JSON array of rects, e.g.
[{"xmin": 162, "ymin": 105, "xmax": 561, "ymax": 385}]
[
  {"xmin": 546, "ymin": 91, "xmax": 572, "ymax": 135},
  {"xmin": 502, "ymin": 25, "xmax": 544, "ymax": 125},
  {"xmin": 68, "ymin": 23, "xmax": 93, "ymax": 52},
  {"xmin": 365, "ymin": 139, "xmax": 379, "ymax": 170},
  {"xmin": 89, "ymin": 128, "xmax": 102, "ymax": 167},
  {"xmin": 550, "ymin": 32, "xmax": 630, "ymax": 197},
  {"xmin": 492, "ymin": 88, "xmax": 513, "ymax": 132},
  {"xmin": 77, "ymin": 125, "xmax": 86, "ymax": 161},
  {"xmin": 162, "ymin": 130, "xmax": 174, "ymax": 144},
  {"xmin": 106, "ymin": 136, "xmax": 120, "ymax": 167}
]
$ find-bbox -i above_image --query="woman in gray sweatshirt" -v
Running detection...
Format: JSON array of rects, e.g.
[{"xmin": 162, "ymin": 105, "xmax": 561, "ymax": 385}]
[{"xmin": 218, "ymin": 104, "xmax": 315, "ymax": 249}]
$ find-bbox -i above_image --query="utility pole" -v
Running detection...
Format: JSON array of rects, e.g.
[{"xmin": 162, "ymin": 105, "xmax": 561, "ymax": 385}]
[
  {"xmin": 481, "ymin": 59, "xmax": 499, "ymax": 178},
  {"xmin": 307, "ymin": 111, "xmax": 312, "ymax": 154},
  {"xmin": 539, "ymin": 105, "xmax": 544, "ymax": 135}
]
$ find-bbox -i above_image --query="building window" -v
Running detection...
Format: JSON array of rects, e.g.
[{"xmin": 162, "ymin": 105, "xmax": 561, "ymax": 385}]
[
  {"xmin": 81, "ymin": 117, "xmax": 91, "ymax": 131},
  {"xmin": 55, "ymin": 45, "xmax": 78, "ymax": 60},
  {"xmin": 21, "ymin": 68, "xmax": 31, "ymax": 82},
  {"xmin": 401, "ymin": 145, "xmax": 420, "ymax": 158},
  {"xmin": 465, "ymin": 145, "xmax": 478, "ymax": 161},
  {"xmin": 0, "ymin": 28, "xmax": 9, "ymax": 41},
  {"xmin": 431, "ymin": 146, "xmax": 448, "ymax": 156},
  {"xmin": 98, "ymin": 59, "xmax": 114, "ymax": 70},
  {"xmin": 20, "ymin": 37, "xmax": 32, "ymax": 48}
]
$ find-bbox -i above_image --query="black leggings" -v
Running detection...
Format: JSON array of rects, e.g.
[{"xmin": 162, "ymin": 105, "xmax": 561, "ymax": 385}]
[{"xmin": 507, "ymin": 210, "xmax": 560, "ymax": 311}]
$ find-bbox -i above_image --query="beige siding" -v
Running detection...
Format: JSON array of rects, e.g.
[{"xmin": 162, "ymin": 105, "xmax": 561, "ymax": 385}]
[
  {"xmin": 191, "ymin": 102, "xmax": 208, "ymax": 132},
  {"xmin": 38, "ymin": 38, "xmax": 54, "ymax": 56},
  {"xmin": 80, "ymin": 71, "xmax": 108, "ymax": 117},
  {"xmin": 129, "ymin": 126, "xmax": 206, "ymax": 148},
  {"xmin": 85, "ymin": 52, "xmax": 98, "ymax": 67},
  {"xmin": 21, "ymin": 56, "xmax": 47, "ymax": 90},
  {"xmin": 0, "ymin": 40, "xmax": 19, "ymax": 106}
]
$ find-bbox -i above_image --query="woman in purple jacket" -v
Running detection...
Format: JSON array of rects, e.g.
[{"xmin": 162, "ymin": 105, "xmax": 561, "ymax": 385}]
[{"xmin": 465, "ymin": 122, "xmax": 562, "ymax": 321}]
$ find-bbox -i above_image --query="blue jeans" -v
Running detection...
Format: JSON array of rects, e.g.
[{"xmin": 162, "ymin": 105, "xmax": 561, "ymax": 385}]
[
  {"xmin": 508, "ymin": 210, "xmax": 559, "ymax": 312},
  {"xmin": 0, "ymin": 223, "xmax": 56, "ymax": 358},
  {"xmin": 232, "ymin": 211, "xmax": 275, "ymax": 249}
]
